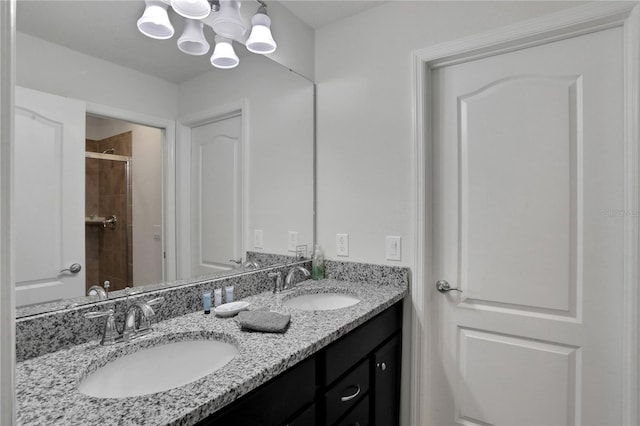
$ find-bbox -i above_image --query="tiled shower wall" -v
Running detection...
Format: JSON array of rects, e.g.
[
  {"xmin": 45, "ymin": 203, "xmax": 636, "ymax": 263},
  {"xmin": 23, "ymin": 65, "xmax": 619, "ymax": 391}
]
[{"xmin": 85, "ymin": 131, "xmax": 133, "ymax": 293}]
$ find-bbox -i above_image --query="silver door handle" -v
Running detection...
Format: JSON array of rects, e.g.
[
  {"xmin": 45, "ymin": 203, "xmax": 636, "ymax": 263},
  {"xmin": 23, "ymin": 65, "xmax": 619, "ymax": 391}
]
[
  {"xmin": 436, "ymin": 280, "xmax": 462, "ymax": 293},
  {"xmin": 60, "ymin": 263, "xmax": 82, "ymax": 274}
]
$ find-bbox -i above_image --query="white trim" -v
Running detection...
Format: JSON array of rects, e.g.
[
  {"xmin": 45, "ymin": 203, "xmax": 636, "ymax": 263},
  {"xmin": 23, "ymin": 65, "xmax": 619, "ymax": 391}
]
[
  {"xmin": 0, "ymin": 0, "xmax": 15, "ymax": 424},
  {"xmin": 410, "ymin": 50, "xmax": 430, "ymax": 425},
  {"xmin": 85, "ymin": 103, "xmax": 177, "ymax": 283},
  {"xmin": 411, "ymin": 3, "xmax": 640, "ymax": 425},
  {"xmin": 622, "ymin": 4, "xmax": 640, "ymax": 425},
  {"xmin": 176, "ymin": 100, "xmax": 250, "ymax": 279}
]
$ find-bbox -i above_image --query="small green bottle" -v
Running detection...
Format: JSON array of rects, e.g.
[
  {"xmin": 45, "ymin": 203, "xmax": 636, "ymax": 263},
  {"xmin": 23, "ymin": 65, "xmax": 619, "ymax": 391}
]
[{"xmin": 311, "ymin": 244, "xmax": 325, "ymax": 280}]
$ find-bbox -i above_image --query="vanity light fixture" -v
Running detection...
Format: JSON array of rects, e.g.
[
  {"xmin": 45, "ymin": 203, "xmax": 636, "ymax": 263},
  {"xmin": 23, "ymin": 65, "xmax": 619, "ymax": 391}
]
[
  {"xmin": 246, "ymin": 5, "xmax": 276, "ymax": 54},
  {"xmin": 171, "ymin": 0, "xmax": 212, "ymax": 20},
  {"xmin": 178, "ymin": 18, "xmax": 210, "ymax": 55},
  {"xmin": 210, "ymin": 0, "xmax": 247, "ymax": 39},
  {"xmin": 137, "ymin": 0, "xmax": 175, "ymax": 40},
  {"xmin": 210, "ymin": 36, "xmax": 240, "ymax": 68},
  {"xmin": 136, "ymin": 0, "xmax": 277, "ymax": 69}
]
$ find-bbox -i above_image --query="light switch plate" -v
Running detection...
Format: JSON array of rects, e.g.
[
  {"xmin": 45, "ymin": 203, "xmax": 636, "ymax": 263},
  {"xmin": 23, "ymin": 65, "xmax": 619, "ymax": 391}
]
[
  {"xmin": 386, "ymin": 236, "xmax": 401, "ymax": 261},
  {"xmin": 254, "ymin": 229, "xmax": 264, "ymax": 249},
  {"xmin": 336, "ymin": 233, "xmax": 349, "ymax": 257}
]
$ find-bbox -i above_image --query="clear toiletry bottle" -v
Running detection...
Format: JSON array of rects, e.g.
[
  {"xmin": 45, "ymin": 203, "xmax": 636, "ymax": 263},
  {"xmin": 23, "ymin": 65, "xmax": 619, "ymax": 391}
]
[
  {"xmin": 311, "ymin": 244, "xmax": 325, "ymax": 280},
  {"xmin": 203, "ymin": 291, "xmax": 211, "ymax": 315}
]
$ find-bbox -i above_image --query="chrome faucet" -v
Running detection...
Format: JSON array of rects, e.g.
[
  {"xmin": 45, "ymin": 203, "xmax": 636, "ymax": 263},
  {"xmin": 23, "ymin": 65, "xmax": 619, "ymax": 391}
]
[
  {"xmin": 122, "ymin": 297, "xmax": 164, "ymax": 342},
  {"xmin": 87, "ymin": 280, "xmax": 110, "ymax": 300},
  {"xmin": 84, "ymin": 296, "xmax": 164, "ymax": 345},
  {"xmin": 285, "ymin": 266, "xmax": 311, "ymax": 290}
]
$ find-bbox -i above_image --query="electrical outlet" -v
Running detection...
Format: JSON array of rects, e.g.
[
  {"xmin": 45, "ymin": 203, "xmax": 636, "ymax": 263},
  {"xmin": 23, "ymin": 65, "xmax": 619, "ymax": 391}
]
[
  {"xmin": 386, "ymin": 236, "xmax": 401, "ymax": 261},
  {"xmin": 254, "ymin": 229, "xmax": 264, "ymax": 249},
  {"xmin": 288, "ymin": 231, "xmax": 298, "ymax": 252},
  {"xmin": 336, "ymin": 233, "xmax": 349, "ymax": 257}
]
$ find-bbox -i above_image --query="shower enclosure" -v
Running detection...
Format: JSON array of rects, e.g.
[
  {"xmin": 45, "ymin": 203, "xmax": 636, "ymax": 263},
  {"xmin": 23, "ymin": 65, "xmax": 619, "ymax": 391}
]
[{"xmin": 85, "ymin": 132, "xmax": 132, "ymax": 292}]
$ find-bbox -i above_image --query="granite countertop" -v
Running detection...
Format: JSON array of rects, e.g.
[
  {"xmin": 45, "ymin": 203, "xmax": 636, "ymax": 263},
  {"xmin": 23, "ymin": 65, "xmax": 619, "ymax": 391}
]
[{"xmin": 16, "ymin": 278, "xmax": 408, "ymax": 426}]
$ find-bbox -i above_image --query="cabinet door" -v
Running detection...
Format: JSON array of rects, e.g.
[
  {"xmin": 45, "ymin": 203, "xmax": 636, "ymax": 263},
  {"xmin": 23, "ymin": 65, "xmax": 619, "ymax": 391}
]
[
  {"xmin": 373, "ymin": 335, "xmax": 400, "ymax": 426},
  {"xmin": 198, "ymin": 357, "xmax": 315, "ymax": 426},
  {"xmin": 286, "ymin": 403, "xmax": 316, "ymax": 426},
  {"xmin": 325, "ymin": 303, "xmax": 401, "ymax": 385}
]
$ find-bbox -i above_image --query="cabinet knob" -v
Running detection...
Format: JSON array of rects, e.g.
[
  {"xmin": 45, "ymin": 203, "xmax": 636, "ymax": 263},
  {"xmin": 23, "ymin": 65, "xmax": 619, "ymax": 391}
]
[{"xmin": 377, "ymin": 362, "xmax": 387, "ymax": 371}]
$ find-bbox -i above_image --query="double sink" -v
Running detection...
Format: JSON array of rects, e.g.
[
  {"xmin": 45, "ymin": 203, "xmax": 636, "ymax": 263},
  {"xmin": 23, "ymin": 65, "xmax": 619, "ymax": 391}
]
[{"xmin": 78, "ymin": 288, "xmax": 362, "ymax": 399}]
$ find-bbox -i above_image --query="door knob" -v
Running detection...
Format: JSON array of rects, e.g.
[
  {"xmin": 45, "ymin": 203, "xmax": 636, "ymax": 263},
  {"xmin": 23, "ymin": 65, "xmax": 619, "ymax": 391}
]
[
  {"xmin": 60, "ymin": 263, "xmax": 82, "ymax": 274},
  {"xmin": 436, "ymin": 280, "xmax": 462, "ymax": 293}
]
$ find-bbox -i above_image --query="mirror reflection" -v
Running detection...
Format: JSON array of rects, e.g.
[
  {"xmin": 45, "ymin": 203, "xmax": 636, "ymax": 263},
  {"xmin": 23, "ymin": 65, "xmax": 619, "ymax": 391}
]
[{"xmin": 15, "ymin": 0, "xmax": 314, "ymax": 317}]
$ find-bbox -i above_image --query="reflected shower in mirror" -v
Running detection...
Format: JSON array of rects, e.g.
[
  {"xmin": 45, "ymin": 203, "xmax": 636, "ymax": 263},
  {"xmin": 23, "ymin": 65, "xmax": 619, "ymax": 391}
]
[{"xmin": 85, "ymin": 118, "xmax": 163, "ymax": 293}]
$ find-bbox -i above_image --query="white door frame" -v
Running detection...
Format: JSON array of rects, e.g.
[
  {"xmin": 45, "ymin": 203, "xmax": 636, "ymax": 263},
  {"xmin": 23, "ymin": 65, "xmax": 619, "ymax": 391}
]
[
  {"xmin": 0, "ymin": 0, "xmax": 15, "ymax": 424},
  {"xmin": 411, "ymin": 3, "xmax": 640, "ymax": 425},
  {"xmin": 86, "ymin": 103, "xmax": 177, "ymax": 283},
  {"xmin": 176, "ymin": 100, "xmax": 250, "ymax": 279}
]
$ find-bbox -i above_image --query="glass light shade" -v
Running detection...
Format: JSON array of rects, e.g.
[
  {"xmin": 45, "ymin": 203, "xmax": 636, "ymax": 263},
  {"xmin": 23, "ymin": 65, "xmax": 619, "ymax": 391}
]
[
  {"xmin": 210, "ymin": 36, "xmax": 239, "ymax": 69},
  {"xmin": 178, "ymin": 19, "xmax": 210, "ymax": 55},
  {"xmin": 171, "ymin": 0, "xmax": 211, "ymax": 20},
  {"xmin": 137, "ymin": 0, "xmax": 175, "ymax": 40},
  {"xmin": 211, "ymin": 0, "xmax": 247, "ymax": 39},
  {"xmin": 246, "ymin": 10, "xmax": 276, "ymax": 54}
]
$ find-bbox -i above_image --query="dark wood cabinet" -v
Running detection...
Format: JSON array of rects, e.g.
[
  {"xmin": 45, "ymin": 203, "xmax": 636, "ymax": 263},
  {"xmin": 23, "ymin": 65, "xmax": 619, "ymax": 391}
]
[
  {"xmin": 336, "ymin": 395, "xmax": 369, "ymax": 426},
  {"xmin": 372, "ymin": 335, "xmax": 401, "ymax": 426},
  {"xmin": 287, "ymin": 403, "xmax": 316, "ymax": 426},
  {"xmin": 198, "ymin": 301, "xmax": 403, "ymax": 426},
  {"xmin": 197, "ymin": 356, "xmax": 316, "ymax": 426}
]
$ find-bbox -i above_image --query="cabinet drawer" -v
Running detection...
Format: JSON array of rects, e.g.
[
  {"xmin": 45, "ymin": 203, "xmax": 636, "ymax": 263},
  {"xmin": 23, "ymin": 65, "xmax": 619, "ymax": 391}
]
[
  {"xmin": 325, "ymin": 360, "xmax": 369, "ymax": 425},
  {"xmin": 286, "ymin": 403, "xmax": 316, "ymax": 426},
  {"xmin": 336, "ymin": 395, "xmax": 369, "ymax": 426},
  {"xmin": 325, "ymin": 303, "xmax": 402, "ymax": 385}
]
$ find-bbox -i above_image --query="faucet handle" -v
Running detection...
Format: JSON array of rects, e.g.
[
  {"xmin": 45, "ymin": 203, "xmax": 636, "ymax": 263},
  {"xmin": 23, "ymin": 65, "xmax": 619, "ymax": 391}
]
[
  {"xmin": 268, "ymin": 271, "xmax": 284, "ymax": 293},
  {"xmin": 84, "ymin": 309, "xmax": 114, "ymax": 319},
  {"xmin": 84, "ymin": 309, "xmax": 118, "ymax": 346},
  {"xmin": 147, "ymin": 297, "xmax": 164, "ymax": 307}
]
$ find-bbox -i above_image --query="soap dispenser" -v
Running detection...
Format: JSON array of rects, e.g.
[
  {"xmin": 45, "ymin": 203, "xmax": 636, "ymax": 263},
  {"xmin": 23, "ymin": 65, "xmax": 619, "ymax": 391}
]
[{"xmin": 311, "ymin": 244, "xmax": 325, "ymax": 280}]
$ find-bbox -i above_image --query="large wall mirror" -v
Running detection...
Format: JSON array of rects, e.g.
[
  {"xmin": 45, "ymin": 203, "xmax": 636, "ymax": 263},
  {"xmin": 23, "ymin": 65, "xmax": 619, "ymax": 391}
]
[{"xmin": 14, "ymin": 0, "xmax": 314, "ymax": 316}]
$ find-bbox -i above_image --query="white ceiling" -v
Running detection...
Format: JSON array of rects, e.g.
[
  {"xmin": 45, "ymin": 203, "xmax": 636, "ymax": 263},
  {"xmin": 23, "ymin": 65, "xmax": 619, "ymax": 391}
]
[
  {"xmin": 16, "ymin": 0, "xmax": 386, "ymax": 83},
  {"xmin": 279, "ymin": 1, "xmax": 385, "ymax": 29}
]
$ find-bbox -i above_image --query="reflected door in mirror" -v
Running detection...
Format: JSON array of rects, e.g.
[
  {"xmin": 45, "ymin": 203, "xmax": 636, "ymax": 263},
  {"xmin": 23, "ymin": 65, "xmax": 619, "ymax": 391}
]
[
  {"xmin": 190, "ymin": 114, "xmax": 243, "ymax": 276},
  {"xmin": 14, "ymin": 87, "xmax": 86, "ymax": 307}
]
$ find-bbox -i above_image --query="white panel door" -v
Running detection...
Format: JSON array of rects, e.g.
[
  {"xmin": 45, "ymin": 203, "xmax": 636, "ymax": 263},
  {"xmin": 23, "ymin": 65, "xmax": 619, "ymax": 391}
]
[
  {"xmin": 14, "ymin": 87, "xmax": 86, "ymax": 306},
  {"xmin": 190, "ymin": 114, "xmax": 242, "ymax": 276},
  {"xmin": 431, "ymin": 27, "xmax": 625, "ymax": 425}
]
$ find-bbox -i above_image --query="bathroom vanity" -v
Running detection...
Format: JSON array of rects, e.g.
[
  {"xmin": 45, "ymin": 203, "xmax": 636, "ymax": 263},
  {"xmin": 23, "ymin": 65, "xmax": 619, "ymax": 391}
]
[
  {"xmin": 201, "ymin": 301, "xmax": 402, "ymax": 426},
  {"xmin": 15, "ymin": 263, "xmax": 408, "ymax": 426}
]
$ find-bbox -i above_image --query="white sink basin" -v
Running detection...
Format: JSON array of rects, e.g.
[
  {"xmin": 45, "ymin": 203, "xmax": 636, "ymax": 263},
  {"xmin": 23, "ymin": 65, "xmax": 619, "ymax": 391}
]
[
  {"xmin": 78, "ymin": 340, "xmax": 238, "ymax": 398},
  {"xmin": 283, "ymin": 292, "xmax": 361, "ymax": 311}
]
